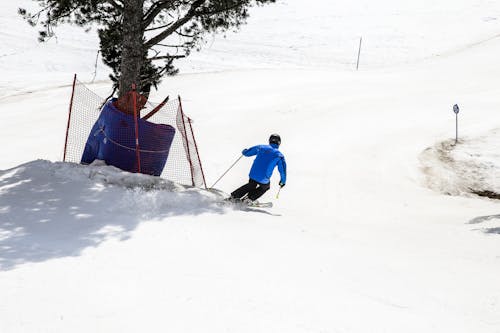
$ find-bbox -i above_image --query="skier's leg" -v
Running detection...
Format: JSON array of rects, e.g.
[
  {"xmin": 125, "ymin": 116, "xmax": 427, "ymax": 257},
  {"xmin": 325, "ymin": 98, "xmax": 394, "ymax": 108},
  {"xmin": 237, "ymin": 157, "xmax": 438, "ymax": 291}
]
[
  {"xmin": 247, "ymin": 182, "xmax": 270, "ymax": 201},
  {"xmin": 231, "ymin": 179, "xmax": 258, "ymax": 199}
]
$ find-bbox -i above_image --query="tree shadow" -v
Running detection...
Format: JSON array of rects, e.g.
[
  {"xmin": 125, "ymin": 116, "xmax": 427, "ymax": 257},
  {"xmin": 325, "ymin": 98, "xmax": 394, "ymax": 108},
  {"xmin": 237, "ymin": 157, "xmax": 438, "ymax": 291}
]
[
  {"xmin": 0, "ymin": 161, "xmax": 226, "ymax": 271},
  {"xmin": 468, "ymin": 214, "xmax": 500, "ymax": 235}
]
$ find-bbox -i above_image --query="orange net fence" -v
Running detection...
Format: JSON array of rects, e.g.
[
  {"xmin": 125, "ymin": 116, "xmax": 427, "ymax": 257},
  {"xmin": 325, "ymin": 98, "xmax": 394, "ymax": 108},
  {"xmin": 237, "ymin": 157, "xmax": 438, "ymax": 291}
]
[{"xmin": 63, "ymin": 75, "xmax": 207, "ymax": 189}]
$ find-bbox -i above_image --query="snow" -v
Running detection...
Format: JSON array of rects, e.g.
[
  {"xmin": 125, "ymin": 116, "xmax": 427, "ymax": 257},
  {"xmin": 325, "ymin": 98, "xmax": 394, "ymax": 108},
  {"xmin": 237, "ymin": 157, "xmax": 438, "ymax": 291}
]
[
  {"xmin": 1, "ymin": 0, "xmax": 500, "ymax": 332},
  {"xmin": 421, "ymin": 131, "xmax": 500, "ymax": 197}
]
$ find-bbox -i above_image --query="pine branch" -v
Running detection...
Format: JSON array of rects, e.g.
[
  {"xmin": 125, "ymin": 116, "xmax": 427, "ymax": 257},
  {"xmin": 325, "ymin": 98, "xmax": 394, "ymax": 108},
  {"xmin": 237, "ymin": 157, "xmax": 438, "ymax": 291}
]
[
  {"xmin": 19, "ymin": 5, "xmax": 51, "ymax": 25},
  {"xmin": 145, "ymin": 22, "xmax": 173, "ymax": 32},
  {"xmin": 144, "ymin": 0, "xmax": 206, "ymax": 48},
  {"xmin": 107, "ymin": 0, "xmax": 123, "ymax": 10},
  {"xmin": 174, "ymin": 29, "xmax": 199, "ymax": 38},
  {"xmin": 143, "ymin": 0, "xmax": 176, "ymax": 28},
  {"xmin": 197, "ymin": 2, "xmax": 245, "ymax": 16},
  {"xmin": 157, "ymin": 43, "xmax": 185, "ymax": 48},
  {"xmin": 150, "ymin": 54, "xmax": 186, "ymax": 60}
]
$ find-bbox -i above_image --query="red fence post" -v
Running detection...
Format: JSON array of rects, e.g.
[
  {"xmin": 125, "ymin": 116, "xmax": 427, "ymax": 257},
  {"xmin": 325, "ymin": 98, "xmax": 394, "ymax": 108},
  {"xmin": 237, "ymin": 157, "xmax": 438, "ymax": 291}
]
[
  {"xmin": 188, "ymin": 117, "xmax": 207, "ymax": 189},
  {"xmin": 132, "ymin": 84, "xmax": 141, "ymax": 173},
  {"xmin": 178, "ymin": 96, "xmax": 195, "ymax": 186},
  {"xmin": 63, "ymin": 74, "xmax": 77, "ymax": 162}
]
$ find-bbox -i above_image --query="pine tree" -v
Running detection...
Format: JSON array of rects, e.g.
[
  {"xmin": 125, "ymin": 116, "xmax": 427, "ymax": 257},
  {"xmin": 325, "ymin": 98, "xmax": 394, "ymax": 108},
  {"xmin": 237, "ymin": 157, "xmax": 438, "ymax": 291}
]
[{"xmin": 20, "ymin": 0, "xmax": 276, "ymax": 98}]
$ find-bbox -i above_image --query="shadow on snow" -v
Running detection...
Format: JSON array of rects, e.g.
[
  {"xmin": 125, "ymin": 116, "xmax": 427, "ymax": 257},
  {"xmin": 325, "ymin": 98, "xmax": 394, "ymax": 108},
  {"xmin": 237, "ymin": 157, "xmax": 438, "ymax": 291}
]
[
  {"xmin": 468, "ymin": 214, "xmax": 500, "ymax": 235},
  {"xmin": 0, "ymin": 161, "xmax": 226, "ymax": 271}
]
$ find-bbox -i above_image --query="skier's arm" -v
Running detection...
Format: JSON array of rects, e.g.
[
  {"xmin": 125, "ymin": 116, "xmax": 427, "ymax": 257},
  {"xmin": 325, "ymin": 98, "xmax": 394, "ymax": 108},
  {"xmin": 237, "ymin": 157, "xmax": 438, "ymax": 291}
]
[
  {"xmin": 277, "ymin": 156, "xmax": 287, "ymax": 185},
  {"xmin": 242, "ymin": 145, "xmax": 260, "ymax": 157}
]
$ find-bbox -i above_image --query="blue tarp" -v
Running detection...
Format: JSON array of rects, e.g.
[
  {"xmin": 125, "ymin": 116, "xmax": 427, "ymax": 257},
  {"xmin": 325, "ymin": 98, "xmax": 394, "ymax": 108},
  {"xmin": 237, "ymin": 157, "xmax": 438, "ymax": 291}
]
[{"xmin": 81, "ymin": 100, "xmax": 175, "ymax": 176}]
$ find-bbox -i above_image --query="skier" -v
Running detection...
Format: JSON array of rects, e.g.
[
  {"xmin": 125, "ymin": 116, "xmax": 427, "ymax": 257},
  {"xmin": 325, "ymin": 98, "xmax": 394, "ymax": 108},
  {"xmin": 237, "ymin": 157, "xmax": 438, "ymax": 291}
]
[{"xmin": 229, "ymin": 134, "xmax": 287, "ymax": 205}]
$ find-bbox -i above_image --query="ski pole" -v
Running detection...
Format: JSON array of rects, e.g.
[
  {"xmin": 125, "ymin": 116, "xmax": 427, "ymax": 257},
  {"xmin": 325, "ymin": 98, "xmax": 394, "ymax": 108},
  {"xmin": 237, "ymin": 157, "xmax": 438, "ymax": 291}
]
[
  {"xmin": 276, "ymin": 186, "xmax": 282, "ymax": 199},
  {"xmin": 210, "ymin": 155, "xmax": 243, "ymax": 189}
]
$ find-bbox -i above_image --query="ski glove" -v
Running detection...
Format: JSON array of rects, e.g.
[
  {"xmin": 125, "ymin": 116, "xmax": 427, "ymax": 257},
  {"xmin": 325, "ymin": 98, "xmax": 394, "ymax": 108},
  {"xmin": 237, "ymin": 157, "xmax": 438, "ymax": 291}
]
[{"xmin": 279, "ymin": 182, "xmax": 285, "ymax": 188}]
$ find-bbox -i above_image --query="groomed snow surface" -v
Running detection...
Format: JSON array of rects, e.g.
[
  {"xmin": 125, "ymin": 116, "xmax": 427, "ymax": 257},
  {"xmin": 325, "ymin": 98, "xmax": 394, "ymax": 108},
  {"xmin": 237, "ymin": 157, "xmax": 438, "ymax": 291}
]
[{"xmin": 1, "ymin": 0, "xmax": 500, "ymax": 332}]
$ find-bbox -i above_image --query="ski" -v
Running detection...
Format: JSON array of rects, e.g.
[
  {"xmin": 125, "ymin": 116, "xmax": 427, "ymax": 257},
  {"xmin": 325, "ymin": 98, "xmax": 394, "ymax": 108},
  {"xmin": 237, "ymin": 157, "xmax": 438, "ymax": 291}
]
[
  {"xmin": 245, "ymin": 201, "xmax": 273, "ymax": 208},
  {"xmin": 221, "ymin": 198, "xmax": 273, "ymax": 209}
]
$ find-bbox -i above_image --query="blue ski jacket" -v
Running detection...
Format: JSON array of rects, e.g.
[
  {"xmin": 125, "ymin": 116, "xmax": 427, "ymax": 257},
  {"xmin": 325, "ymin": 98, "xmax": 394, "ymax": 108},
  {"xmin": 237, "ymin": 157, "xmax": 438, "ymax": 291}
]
[{"xmin": 242, "ymin": 143, "xmax": 287, "ymax": 185}]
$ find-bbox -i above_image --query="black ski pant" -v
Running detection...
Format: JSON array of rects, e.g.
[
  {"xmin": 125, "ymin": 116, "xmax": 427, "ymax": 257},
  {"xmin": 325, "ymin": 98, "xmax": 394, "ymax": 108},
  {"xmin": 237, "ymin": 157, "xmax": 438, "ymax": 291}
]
[{"xmin": 231, "ymin": 178, "xmax": 270, "ymax": 201}]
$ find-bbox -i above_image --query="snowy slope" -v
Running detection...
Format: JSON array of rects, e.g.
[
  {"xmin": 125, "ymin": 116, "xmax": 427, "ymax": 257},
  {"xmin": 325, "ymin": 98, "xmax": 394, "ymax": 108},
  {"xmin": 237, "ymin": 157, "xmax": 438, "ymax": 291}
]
[{"xmin": 1, "ymin": 0, "xmax": 500, "ymax": 332}]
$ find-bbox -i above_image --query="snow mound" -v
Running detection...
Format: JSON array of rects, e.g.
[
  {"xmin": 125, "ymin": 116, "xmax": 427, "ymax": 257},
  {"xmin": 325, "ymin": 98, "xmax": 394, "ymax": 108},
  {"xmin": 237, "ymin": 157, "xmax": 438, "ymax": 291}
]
[
  {"xmin": 419, "ymin": 129, "xmax": 500, "ymax": 199},
  {"xmin": 0, "ymin": 160, "xmax": 225, "ymax": 269}
]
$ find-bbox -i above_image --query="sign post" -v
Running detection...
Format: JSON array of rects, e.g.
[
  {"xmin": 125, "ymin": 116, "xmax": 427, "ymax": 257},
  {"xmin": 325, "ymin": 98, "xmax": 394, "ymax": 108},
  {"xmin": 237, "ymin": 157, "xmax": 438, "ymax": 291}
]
[
  {"xmin": 453, "ymin": 104, "xmax": 459, "ymax": 144},
  {"xmin": 356, "ymin": 37, "xmax": 362, "ymax": 71}
]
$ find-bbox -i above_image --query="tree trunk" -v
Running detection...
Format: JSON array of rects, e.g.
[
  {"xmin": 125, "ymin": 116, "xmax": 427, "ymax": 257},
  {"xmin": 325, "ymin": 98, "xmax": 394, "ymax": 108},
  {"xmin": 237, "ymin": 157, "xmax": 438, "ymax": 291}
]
[{"xmin": 118, "ymin": 0, "xmax": 144, "ymax": 100}]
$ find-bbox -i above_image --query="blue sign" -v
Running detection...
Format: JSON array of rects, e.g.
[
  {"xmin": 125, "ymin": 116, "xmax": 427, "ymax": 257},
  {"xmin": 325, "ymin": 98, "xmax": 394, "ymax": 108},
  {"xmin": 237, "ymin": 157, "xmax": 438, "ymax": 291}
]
[{"xmin": 453, "ymin": 104, "xmax": 459, "ymax": 114}]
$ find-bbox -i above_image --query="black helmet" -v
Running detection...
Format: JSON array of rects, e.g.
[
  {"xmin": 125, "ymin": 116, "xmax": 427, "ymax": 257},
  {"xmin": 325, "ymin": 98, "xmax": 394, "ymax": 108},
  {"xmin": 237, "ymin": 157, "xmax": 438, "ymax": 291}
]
[{"xmin": 269, "ymin": 133, "xmax": 281, "ymax": 146}]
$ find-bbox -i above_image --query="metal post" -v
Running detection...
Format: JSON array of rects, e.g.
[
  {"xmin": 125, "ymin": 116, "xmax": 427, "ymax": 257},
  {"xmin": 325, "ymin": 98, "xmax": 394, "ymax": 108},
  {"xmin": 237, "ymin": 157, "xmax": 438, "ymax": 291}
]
[
  {"xmin": 63, "ymin": 74, "xmax": 77, "ymax": 162},
  {"xmin": 132, "ymin": 84, "xmax": 141, "ymax": 173},
  {"xmin": 356, "ymin": 37, "xmax": 363, "ymax": 71}
]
